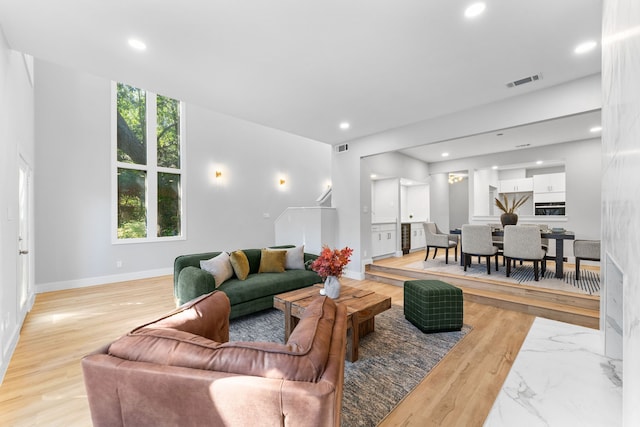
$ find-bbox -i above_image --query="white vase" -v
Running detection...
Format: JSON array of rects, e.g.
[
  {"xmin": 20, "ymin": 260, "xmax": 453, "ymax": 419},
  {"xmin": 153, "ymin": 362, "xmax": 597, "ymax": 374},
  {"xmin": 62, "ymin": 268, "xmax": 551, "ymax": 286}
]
[{"xmin": 324, "ymin": 275, "xmax": 341, "ymax": 299}]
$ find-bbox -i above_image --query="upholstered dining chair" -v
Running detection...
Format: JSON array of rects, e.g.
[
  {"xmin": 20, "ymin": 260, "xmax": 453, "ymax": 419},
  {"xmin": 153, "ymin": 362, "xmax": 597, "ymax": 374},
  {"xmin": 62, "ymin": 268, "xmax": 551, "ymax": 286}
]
[
  {"xmin": 573, "ymin": 240, "xmax": 600, "ymax": 280},
  {"xmin": 461, "ymin": 225, "xmax": 499, "ymax": 274},
  {"xmin": 503, "ymin": 225, "xmax": 547, "ymax": 281},
  {"xmin": 423, "ymin": 222, "xmax": 458, "ymax": 264}
]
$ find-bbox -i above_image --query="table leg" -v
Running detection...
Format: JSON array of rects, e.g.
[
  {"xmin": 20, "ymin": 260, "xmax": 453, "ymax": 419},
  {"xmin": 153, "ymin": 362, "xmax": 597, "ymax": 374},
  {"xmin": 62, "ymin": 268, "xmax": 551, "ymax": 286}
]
[
  {"xmin": 359, "ymin": 317, "xmax": 375, "ymax": 337},
  {"xmin": 554, "ymin": 238, "xmax": 564, "ymax": 278},
  {"xmin": 283, "ymin": 301, "xmax": 299, "ymax": 341},
  {"xmin": 346, "ymin": 313, "xmax": 360, "ymax": 362}
]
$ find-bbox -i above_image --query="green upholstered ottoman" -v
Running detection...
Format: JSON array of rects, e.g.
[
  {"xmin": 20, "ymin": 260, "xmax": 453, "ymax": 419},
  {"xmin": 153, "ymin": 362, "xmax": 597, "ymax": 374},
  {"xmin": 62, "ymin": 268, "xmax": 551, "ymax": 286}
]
[{"xmin": 404, "ymin": 280, "xmax": 463, "ymax": 333}]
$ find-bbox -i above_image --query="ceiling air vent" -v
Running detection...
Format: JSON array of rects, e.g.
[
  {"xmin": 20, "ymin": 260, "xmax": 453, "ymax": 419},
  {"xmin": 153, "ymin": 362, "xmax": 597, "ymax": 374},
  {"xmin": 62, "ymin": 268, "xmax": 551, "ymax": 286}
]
[
  {"xmin": 506, "ymin": 73, "xmax": 543, "ymax": 88},
  {"xmin": 335, "ymin": 143, "xmax": 349, "ymax": 153}
]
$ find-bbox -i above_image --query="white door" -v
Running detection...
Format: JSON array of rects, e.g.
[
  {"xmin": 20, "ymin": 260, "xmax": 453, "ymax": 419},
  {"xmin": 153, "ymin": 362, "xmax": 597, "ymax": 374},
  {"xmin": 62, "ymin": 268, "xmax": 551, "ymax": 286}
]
[{"xmin": 18, "ymin": 157, "xmax": 32, "ymax": 311}]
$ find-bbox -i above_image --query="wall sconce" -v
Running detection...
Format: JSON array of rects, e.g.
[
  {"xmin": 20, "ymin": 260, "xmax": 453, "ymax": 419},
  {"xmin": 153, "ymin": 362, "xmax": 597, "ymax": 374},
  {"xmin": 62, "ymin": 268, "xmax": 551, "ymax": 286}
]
[
  {"xmin": 279, "ymin": 178, "xmax": 286, "ymax": 186},
  {"xmin": 215, "ymin": 171, "xmax": 222, "ymax": 178}
]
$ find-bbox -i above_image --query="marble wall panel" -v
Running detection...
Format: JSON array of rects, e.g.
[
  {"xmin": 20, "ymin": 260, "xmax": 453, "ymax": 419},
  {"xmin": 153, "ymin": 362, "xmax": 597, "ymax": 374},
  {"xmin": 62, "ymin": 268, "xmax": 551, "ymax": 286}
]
[{"xmin": 602, "ymin": 0, "xmax": 640, "ymax": 424}]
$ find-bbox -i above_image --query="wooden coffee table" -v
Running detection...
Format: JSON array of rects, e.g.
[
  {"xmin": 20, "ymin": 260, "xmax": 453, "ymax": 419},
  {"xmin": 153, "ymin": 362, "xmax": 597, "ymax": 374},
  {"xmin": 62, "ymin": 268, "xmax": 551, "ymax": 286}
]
[{"xmin": 273, "ymin": 284, "xmax": 391, "ymax": 362}]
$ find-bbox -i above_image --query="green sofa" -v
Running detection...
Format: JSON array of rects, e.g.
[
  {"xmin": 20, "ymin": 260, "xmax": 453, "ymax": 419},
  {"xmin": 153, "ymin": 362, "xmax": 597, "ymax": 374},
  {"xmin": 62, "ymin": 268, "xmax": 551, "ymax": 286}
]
[{"xmin": 174, "ymin": 247, "xmax": 321, "ymax": 319}]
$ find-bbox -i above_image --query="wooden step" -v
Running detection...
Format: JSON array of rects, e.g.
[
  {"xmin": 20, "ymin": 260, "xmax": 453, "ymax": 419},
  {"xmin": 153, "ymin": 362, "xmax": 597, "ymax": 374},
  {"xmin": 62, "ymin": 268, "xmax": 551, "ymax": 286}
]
[
  {"xmin": 366, "ymin": 263, "xmax": 599, "ymax": 311},
  {"xmin": 365, "ymin": 266, "xmax": 599, "ymax": 329}
]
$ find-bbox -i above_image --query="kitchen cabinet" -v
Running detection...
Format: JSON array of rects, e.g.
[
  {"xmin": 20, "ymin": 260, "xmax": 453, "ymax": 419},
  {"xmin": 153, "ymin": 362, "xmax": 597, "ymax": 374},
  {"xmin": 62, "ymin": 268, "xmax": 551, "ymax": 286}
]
[
  {"xmin": 499, "ymin": 178, "xmax": 533, "ymax": 193},
  {"xmin": 533, "ymin": 172, "xmax": 566, "ymax": 204},
  {"xmin": 533, "ymin": 172, "xmax": 565, "ymax": 193},
  {"xmin": 410, "ymin": 223, "xmax": 426, "ymax": 251},
  {"xmin": 372, "ymin": 224, "xmax": 396, "ymax": 257}
]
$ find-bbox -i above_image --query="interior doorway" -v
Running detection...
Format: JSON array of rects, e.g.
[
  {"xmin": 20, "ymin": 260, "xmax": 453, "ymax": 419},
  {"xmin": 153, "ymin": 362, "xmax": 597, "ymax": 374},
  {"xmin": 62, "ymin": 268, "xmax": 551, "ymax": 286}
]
[{"xmin": 18, "ymin": 156, "xmax": 33, "ymax": 312}]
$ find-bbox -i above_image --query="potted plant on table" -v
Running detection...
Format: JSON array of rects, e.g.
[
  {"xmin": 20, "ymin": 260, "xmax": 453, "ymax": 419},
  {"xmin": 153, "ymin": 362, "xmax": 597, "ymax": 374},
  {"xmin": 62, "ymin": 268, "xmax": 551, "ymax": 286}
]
[
  {"xmin": 310, "ymin": 246, "xmax": 353, "ymax": 299},
  {"xmin": 495, "ymin": 194, "xmax": 530, "ymax": 227}
]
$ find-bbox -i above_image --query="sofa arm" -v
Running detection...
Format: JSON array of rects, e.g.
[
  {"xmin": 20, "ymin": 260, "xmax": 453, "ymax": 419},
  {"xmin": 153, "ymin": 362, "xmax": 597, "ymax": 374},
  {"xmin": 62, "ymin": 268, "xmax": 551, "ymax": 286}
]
[{"xmin": 176, "ymin": 266, "xmax": 215, "ymax": 306}]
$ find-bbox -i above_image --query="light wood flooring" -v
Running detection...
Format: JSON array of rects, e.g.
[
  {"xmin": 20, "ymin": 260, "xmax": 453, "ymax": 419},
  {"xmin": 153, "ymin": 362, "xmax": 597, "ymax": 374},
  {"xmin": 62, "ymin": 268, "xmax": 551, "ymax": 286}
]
[{"xmin": 0, "ymin": 272, "xmax": 537, "ymax": 426}]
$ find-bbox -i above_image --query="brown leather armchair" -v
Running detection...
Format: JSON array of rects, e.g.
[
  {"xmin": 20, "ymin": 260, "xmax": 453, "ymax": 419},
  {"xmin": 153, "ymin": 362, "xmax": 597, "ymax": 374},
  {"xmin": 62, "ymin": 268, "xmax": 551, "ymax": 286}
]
[{"xmin": 82, "ymin": 291, "xmax": 348, "ymax": 427}]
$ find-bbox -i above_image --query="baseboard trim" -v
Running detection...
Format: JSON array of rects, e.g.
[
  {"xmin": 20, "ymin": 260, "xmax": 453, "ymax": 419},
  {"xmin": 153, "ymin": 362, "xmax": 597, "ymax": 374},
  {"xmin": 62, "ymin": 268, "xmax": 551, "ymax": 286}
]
[
  {"xmin": 0, "ymin": 322, "xmax": 21, "ymax": 386},
  {"xmin": 343, "ymin": 268, "xmax": 365, "ymax": 281},
  {"xmin": 35, "ymin": 268, "xmax": 173, "ymax": 294}
]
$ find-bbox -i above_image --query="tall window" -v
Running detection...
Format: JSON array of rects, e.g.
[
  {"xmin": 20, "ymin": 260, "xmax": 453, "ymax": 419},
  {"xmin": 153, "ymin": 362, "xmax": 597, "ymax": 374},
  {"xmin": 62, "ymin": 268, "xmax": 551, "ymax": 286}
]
[{"xmin": 113, "ymin": 82, "xmax": 185, "ymax": 242}]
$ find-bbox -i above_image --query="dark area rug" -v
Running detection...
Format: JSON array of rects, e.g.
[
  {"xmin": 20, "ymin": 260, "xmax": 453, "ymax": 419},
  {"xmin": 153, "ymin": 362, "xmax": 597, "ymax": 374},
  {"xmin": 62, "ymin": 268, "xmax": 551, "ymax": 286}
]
[{"xmin": 230, "ymin": 305, "xmax": 470, "ymax": 427}]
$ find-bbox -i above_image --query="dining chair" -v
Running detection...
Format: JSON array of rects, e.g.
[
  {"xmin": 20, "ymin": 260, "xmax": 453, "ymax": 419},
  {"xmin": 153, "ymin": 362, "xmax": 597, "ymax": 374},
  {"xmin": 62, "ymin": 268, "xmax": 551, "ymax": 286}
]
[
  {"xmin": 461, "ymin": 225, "xmax": 499, "ymax": 274},
  {"xmin": 503, "ymin": 225, "xmax": 547, "ymax": 281},
  {"xmin": 573, "ymin": 240, "xmax": 600, "ymax": 280},
  {"xmin": 423, "ymin": 222, "xmax": 458, "ymax": 264}
]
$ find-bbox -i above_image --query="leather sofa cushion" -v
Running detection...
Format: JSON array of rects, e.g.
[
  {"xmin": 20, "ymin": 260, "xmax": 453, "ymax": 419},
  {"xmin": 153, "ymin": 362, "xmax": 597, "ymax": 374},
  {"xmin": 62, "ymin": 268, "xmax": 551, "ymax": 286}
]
[
  {"xmin": 131, "ymin": 291, "xmax": 230, "ymax": 342},
  {"xmin": 108, "ymin": 295, "xmax": 337, "ymax": 383}
]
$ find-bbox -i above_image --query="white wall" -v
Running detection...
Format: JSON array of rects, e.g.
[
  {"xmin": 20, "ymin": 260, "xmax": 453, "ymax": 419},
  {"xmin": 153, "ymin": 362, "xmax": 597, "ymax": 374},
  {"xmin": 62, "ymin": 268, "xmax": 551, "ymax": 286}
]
[
  {"xmin": 474, "ymin": 168, "xmax": 499, "ymax": 216},
  {"xmin": 33, "ymin": 59, "xmax": 331, "ymax": 291},
  {"xmin": 371, "ymin": 178, "xmax": 399, "ymax": 223},
  {"xmin": 602, "ymin": 0, "xmax": 640, "ymax": 424},
  {"xmin": 0, "ymin": 30, "xmax": 35, "ymax": 383}
]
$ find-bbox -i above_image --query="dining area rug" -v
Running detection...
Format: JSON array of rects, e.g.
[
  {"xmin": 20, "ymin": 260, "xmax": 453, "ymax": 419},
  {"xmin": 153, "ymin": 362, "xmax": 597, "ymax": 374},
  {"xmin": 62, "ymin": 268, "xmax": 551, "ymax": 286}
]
[
  {"xmin": 229, "ymin": 305, "xmax": 470, "ymax": 427},
  {"xmin": 408, "ymin": 256, "xmax": 600, "ymax": 296}
]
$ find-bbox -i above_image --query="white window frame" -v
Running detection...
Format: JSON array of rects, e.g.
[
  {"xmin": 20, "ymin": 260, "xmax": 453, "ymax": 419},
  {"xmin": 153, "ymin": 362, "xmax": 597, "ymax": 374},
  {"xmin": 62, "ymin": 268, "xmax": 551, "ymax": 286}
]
[{"xmin": 111, "ymin": 81, "xmax": 187, "ymax": 244}]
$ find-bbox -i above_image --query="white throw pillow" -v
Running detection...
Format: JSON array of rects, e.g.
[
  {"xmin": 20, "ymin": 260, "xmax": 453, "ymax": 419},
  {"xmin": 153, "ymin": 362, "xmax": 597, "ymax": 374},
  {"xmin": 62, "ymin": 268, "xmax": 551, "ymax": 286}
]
[
  {"xmin": 284, "ymin": 245, "xmax": 305, "ymax": 270},
  {"xmin": 200, "ymin": 252, "xmax": 234, "ymax": 287}
]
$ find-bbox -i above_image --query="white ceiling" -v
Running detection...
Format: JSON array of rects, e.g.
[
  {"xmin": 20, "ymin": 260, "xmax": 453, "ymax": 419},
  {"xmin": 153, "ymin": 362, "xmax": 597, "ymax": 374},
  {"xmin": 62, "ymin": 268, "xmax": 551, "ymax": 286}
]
[{"xmin": 0, "ymin": 0, "xmax": 602, "ymax": 145}]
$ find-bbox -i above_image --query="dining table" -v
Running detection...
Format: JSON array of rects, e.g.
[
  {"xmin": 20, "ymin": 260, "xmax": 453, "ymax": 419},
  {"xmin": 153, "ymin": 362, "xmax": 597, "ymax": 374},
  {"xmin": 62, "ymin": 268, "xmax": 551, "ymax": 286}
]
[{"xmin": 450, "ymin": 227, "xmax": 575, "ymax": 278}]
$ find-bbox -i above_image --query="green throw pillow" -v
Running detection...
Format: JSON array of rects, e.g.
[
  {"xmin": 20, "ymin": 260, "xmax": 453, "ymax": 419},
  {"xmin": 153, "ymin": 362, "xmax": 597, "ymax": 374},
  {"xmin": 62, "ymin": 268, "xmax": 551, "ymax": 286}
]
[
  {"xmin": 258, "ymin": 249, "xmax": 286, "ymax": 273},
  {"xmin": 230, "ymin": 250, "xmax": 250, "ymax": 280}
]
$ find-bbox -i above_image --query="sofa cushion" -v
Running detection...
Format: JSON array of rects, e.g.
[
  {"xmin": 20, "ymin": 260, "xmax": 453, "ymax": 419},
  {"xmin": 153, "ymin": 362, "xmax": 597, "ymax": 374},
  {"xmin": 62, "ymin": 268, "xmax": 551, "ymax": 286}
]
[
  {"xmin": 258, "ymin": 249, "xmax": 286, "ymax": 273},
  {"xmin": 107, "ymin": 296, "xmax": 337, "ymax": 383},
  {"xmin": 217, "ymin": 269, "xmax": 321, "ymax": 306},
  {"xmin": 200, "ymin": 252, "xmax": 234, "ymax": 286},
  {"xmin": 229, "ymin": 250, "xmax": 250, "ymax": 280},
  {"xmin": 132, "ymin": 291, "xmax": 230, "ymax": 342}
]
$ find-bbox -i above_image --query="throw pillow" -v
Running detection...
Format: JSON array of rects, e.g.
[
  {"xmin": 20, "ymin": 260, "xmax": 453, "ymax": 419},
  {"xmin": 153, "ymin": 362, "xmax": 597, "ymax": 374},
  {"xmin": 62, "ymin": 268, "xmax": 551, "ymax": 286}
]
[
  {"xmin": 283, "ymin": 245, "xmax": 305, "ymax": 270},
  {"xmin": 200, "ymin": 252, "xmax": 233, "ymax": 287},
  {"xmin": 258, "ymin": 249, "xmax": 286, "ymax": 273},
  {"xmin": 230, "ymin": 250, "xmax": 250, "ymax": 280}
]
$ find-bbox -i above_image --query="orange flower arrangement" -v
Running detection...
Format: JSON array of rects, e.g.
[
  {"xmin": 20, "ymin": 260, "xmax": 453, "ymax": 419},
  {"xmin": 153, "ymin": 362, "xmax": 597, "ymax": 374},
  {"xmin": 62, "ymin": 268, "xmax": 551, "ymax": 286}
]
[{"xmin": 310, "ymin": 246, "xmax": 353, "ymax": 280}]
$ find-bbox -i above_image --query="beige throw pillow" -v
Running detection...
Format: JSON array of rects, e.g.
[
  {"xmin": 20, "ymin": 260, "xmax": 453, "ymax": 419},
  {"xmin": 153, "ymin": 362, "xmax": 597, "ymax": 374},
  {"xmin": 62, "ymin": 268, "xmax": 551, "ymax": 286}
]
[
  {"xmin": 283, "ymin": 245, "xmax": 305, "ymax": 270},
  {"xmin": 200, "ymin": 252, "xmax": 233, "ymax": 287}
]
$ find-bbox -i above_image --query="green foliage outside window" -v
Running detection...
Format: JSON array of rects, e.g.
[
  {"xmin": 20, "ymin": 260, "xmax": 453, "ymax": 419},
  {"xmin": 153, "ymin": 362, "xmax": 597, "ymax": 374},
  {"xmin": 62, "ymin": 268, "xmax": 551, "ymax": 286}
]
[
  {"xmin": 117, "ymin": 84, "xmax": 147, "ymax": 165},
  {"xmin": 116, "ymin": 83, "xmax": 182, "ymax": 240},
  {"xmin": 157, "ymin": 95, "xmax": 180, "ymax": 169},
  {"xmin": 158, "ymin": 173, "xmax": 181, "ymax": 237},
  {"xmin": 117, "ymin": 169, "xmax": 147, "ymax": 239}
]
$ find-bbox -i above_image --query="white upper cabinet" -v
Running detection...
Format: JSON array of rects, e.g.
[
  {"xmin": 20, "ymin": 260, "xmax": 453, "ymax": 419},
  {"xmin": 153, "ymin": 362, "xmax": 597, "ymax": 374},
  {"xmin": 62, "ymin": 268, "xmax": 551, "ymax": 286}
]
[
  {"xmin": 533, "ymin": 172, "xmax": 566, "ymax": 193},
  {"xmin": 499, "ymin": 177, "xmax": 533, "ymax": 193}
]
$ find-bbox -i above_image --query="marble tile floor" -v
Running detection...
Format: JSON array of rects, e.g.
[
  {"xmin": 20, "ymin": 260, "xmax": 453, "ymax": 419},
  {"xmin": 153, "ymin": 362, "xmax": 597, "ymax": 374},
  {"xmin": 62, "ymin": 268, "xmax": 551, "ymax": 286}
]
[{"xmin": 484, "ymin": 317, "xmax": 622, "ymax": 427}]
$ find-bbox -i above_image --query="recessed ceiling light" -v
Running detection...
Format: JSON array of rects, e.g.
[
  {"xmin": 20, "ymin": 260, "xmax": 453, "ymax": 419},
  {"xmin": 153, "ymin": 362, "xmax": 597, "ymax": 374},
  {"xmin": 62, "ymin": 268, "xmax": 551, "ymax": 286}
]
[
  {"xmin": 339, "ymin": 122, "xmax": 350, "ymax": 130},
  {"xmin": 128, "ymin": 38, "xmax": 147, "ymax": 51},
  {"xmin": 590, "ymin": 126, "xmax": 602, "ymax": 133},
  {"xmin": 441, "ymin": 152, "xmax": 450, "ymax": 157},
  {"xmin": 492, "ymin": 165, "xmax": 498, "ymax": 170},
  {"xmin": 536, "ymin": 160, "xmax": 543, "ymax": 165},
  {"xmin": 370, "ymin": 174, "xmax": 377, "ymax": 179},
  {"xmin": 464, "ymin": 2, "xmax": 486, "ymax": 18},
  {"xmin": 574, "ymin": 40, "xmax": 597, "ymax": 54}
]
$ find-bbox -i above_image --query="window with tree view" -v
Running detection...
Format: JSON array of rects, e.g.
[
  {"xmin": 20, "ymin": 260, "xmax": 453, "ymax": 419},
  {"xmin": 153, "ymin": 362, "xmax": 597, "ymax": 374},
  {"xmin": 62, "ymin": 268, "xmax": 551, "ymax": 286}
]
[{"xmin": 115, "ymin": 83, "xmax": 184, "ymax": 241}]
